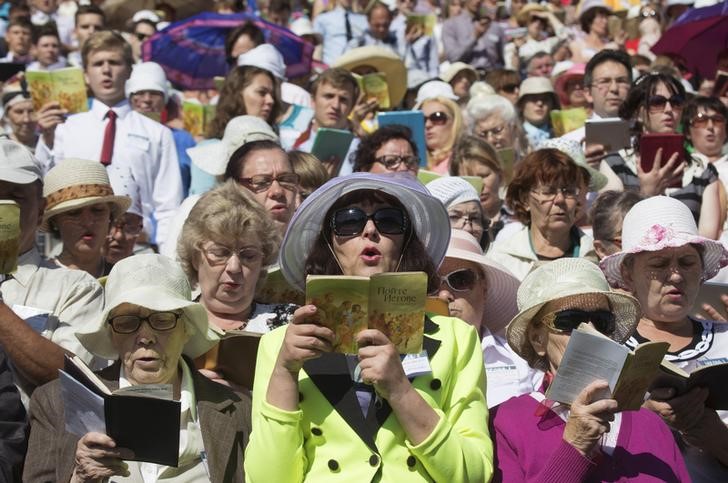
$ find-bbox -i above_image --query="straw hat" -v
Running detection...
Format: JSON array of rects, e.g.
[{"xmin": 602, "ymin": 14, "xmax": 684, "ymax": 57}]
[
  {"xmin": 507, "ymin": 258, "xmax": 641, "ymax": 369},
  {"xmin": 517, "ymin": 76, "xmax": 558, "ymax": 107},
  {"xmin": 577, "ymin": 0, "xmax": 613, "ymax": 20},
  {"xmin": 76, "ymin": 254, "xmax": 223, "ymax": 360},
  {"xmin": 516, "ymin": 3, "xmax": 548, "ymax": 26},
  {"xmin": 440, "ymin": 62, "xmax": 477, "ymax": 84},
  {"xmin": 445, "ymin": 229, "xmax": 520, "ymax": 332},
  {"xmin": 333, "ymin": 46, "xmax": 408, "ymax": 107},
  {"xmin": 186, "ymin": 115, "xmax": 279, "ymax": 176},
  {"xmin": 540, "ymin": 138, "xmax": 607, "ymax": 192},
  {"xmin": 279, "ymin": 172, "xmax": 450, "ymax": 291},
  {"xmin": 41, "ymin": 159, "xmax": 131, "ymax": 232},
  {"xmin": 600, "ymin": 196, "xmax": 728, "ymax": 289}
]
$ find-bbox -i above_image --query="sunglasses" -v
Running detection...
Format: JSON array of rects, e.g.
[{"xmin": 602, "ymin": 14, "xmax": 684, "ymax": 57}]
[
  {"xmin": 541, "ymin": 309, "xmax": 616, "ymax": 335},
  {"xmin": 690, "ymin": 112, "xmax": 727, "ymax": 128},
  {"xmin": 424, "ymin": 111, "xmax": 449, "ymax": 125},
  {"xmin": 647, "ymin": 94, "xmax": 684, "ymax": 112},
  {"xmin": 330, "ymin": 207, "xmax": 408, "ymax": 237},
  {"xmin": 501, "ymin": 83, "xmax": 519, "ymax": 94},
  {"xmin": 441, "ymin": 268, "xmax": 479, "ymax": 292}
]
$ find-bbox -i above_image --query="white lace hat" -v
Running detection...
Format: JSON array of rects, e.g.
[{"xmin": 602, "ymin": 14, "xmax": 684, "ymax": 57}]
[{"xmin": 600, "ymin": 196, "xmax": 728, "ymax": 288}]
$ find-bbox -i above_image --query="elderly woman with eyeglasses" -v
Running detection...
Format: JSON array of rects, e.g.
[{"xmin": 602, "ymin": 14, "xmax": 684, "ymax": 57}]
[
  {"xmin": 487, "ymin": 148, "xmax": 597, "ymax": 281},
  {"xmin": 490, "ymin": 258, "xmax": 690, "ymax": 482},
  {"xmin": 178, "ymin": 180, "xmax": 294, "ymax": 390},
  {"xmin": 245, "ymin": 173, "xmax": 492, "ymax": 482},
  {"xmin": 23, "ymin": 254, "xmax": 250, "ymax": 481},
  {"xmin": 466, "ymin": 94, "xmax": 529, "ymax": 163},
  {"xmin": 601, "ymin": 72, "xmax": 722, "ymax": 240},
  {"xmin": 427, "ymin": 176, "xmax": 486, "ymax": 246}
]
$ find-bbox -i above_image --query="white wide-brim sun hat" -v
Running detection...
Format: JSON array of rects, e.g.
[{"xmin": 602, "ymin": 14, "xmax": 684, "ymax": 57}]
[
  {"xmin": 507, "ymin": 258, "xmax": 641, "ymax": 369},
  {"xmin": 41, "ymin": 158, "xmax": 131, "ymax": 232},
  {"xmin": 279, "ymin": 172, "xmax": 451, "ymax": 292},
  {"xmin": 76, "ymin": 254, "xmax": 223, "ymax": 360},
  {"xmin": 600, "ymin": 196, "xmax": 728, "ymax": 289}
]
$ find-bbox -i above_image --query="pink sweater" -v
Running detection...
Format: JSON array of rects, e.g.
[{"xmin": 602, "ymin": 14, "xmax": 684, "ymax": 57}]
[{"xmin": 491, "ymin": 394, "xmax": 691, "ymax": 482}]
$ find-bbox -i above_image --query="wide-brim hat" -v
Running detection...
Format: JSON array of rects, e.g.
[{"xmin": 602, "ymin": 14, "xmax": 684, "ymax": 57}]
[
  {"xmin": 333, "ymin": 46, "xmax": 408, "ymax": 107},
  {"xmin": 187, "ymin": 115, "xmax": 279, "ymax": 176},
  {"xmin": 553, "ymin": 63, "xmax": 585, "ymax": 106},
  {"xmin": 76, "ymin": 254, "xmax": 223, "ymax": 360},
  {"xmin": 40, "ymin": 158, "xmax": 131, "ymax": 231},
  {"xmin": 279, "ymin": 172, "xmax": 450, "ymax": 292},
  {"xmin": 600, "ymin": 196, "xmax": 728, "ymax": 289},
  {"xmin": 516, "ymin": 4, "xmax": 548, "ymax": 26},
  {"xmin": 577, "ymin": 0, "xmax": 613, "ymax": 19},
  {"xmin": 290, "ymin": 17, "xmax": 323, "ymax": 44},
  {"xmin": 0, "ymin": 138, "xmax": 42, "ymax": 184},
  {"xmin": 517, "ymin": 76, "xmax": 558, "ymax": 106},
  {"xmin": 507, "ymin": 258, "xmax": 641, "ymax": 369},
  {"xmin": 445, "ymin": 229, "xmax": 520, "ymax": 333},
  {"xmin": 441, "ymin": 62, "xmax": 477, "ymax": 84},
  {"xmin": 540, "ymin": 138, "xmax": 607, "ymax": 191}
]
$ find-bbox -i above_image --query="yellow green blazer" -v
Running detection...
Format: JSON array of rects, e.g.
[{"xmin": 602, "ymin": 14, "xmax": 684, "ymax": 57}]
[{"xmin": 245, "ymin": 315, "xmax": 493, "ymax": 482}]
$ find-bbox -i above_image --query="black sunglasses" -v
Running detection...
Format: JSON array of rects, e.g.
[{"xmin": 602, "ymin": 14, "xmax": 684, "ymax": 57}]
[
  {"xmin": 501, "ymin": 83, "xmax": 519, "ymax": 94},
  {"xmin": 331, "ymin": 207, "xmax": 408, "ymax": 237},
  {"xmin": 647, "ymin": 94, "xmax": 685, "ymax": 112},
  {"xmin": 542, "ymin": 309, "xmax": 616, "ymax": 335},
  {"xmin": 424, "ymin": 111, "xmax": 449, "ymax": 125},
  {"xmin": 441, "ymin": 268, "xmax": 479, "ymax": 292}
]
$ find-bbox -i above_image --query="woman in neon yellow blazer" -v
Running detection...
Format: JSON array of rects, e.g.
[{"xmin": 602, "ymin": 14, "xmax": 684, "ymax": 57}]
[{"xmin": 245, "ymin": 173, "xmax": 493, "ymax": 482}]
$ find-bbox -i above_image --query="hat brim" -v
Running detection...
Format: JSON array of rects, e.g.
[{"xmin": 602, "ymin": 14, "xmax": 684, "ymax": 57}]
[
  {"xmin": 335, "ymin": 52, "xmax": 407, "ymax": 107},
  {"xmin": 76, "ymin": 286, "xmax": 222, "ymax": 360},
  {"xmin": 599, "ymin": 235, "xmax": 728, "ymax": 289},
  {"xmin": 279, "ymin": 173, "xmax": 450, "ymax": 292},
  {"xmin": 506, "ymin": 290, "xmax": 640, "ymax": 368},
  {"xmin": 187, "ymin": 140, "xmax": 228, "ymax": 176},
  {"xmin": 40, "ymin": 195, "xmax": 132, "ymax": 232}
]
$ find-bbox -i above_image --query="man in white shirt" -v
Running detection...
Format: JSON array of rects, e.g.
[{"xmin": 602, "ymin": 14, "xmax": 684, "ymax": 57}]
[
  {"xmin": 0, "ymin": 17, "xmax": 32, "ymax": 65},
  {"xmin": 313, "ymin": 0, "xmax": 367, "ymax": 65},
  {"xmin": 0, "ymin": 139, "xmax": 105, "ymax": 405},
  {"xmin": 35, "ymin": 31, "xmax": 183, "ymax": 251},
  {"xmin": 26, "ymin": 24, "xmax": 67, "ymax": 71},
  {"xmin": 29, "ymin": 0, "xmax": 74, "ymax": 47}
]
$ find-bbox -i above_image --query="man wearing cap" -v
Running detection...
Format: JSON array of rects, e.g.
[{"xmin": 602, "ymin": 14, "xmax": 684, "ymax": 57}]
[
  {"xmin": 0, "ymin": 139, "xmax": 105, "ymax": 406},
  {"xmin": 442, "ymin": 0, "xmax": 505, "ymax": 71},
  {"xmin": 313, "ymin": 0, "xmax": 367, "ymax": 66},
  {"xmin": 126, "ymin": 61, "xmax": 195, "ymax": 197},
  {"xmin": 437, "ymin": 229, "xmax": 542, "ymax": 408},
  {"xmin": 34, "ymin": 31, "xmax": 183, "ymax": 254}
]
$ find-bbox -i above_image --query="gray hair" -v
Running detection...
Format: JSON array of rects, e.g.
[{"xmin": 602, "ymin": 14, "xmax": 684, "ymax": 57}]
[{"xmin": 465, "ymin": 94, "xmax": 517, "ymax": 132}]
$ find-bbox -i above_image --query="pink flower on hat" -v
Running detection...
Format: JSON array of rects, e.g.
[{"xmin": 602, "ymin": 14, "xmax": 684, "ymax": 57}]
[{"xmin": 641, "ymin": 224, "xmax": 675, "ymax": 246}]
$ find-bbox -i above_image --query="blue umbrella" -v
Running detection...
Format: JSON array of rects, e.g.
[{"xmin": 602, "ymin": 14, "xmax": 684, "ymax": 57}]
[{"xmin": 142, "ymin": 12, "xmax": 314, "ymax": 90}]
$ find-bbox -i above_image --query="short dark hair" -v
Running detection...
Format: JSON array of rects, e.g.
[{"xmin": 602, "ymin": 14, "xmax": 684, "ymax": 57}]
[
  {"xmin": 682, "ymin": 96, "xmax": 728, "ymax": 142},
  {"xmin": 353, "ymin": 125, "xmax": 418, "ymax": 172},
  {"xmin": 304, "ymin": 190, "xmax": 441, "ymax": 293},
  {"xmin": 7, "ymin": 16, "xmax": 32, "ymax": 32},
  {"xmin": 580, "ymin": 6, "xmax": 610, "ymax": 33},
  {"xmin": 75, "ymin": 4, "xmax": 106, "ymax": 24},
  {"xmin": 224, "ymin": 140, "xmax": 286, "ymax": 181},
  {"xmin": 525, "ymin": 51, "xmax": 552, "ymax": 72},
  {"xmin": 311, "ymin": 68, "xmax": 359, "ymax": 100},
  {"xmin": 32, "ymin": 23, "xmax": 60, "ymax": 45},
  {"xmin": 224, "ymin": 22, "xmax": 265, "ymax": 63},
  {"xmin": 619, "ymin": 72, "xmax": 685, "ymax": 124},
  {"xmin": 590, "ymin": 190, "xmax": 643, "ymax": 243},
  {"xmin": 584, "ymin": 49, "xmax": 632, "ymax": 88}
]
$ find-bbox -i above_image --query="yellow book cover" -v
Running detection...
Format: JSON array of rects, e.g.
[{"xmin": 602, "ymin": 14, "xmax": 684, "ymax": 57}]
[
  {"xmin": 0, "ymin": 201, "xmax": 20, "ymax": 274},
  {"xmin": 306, "ymin": 272, "xmax": 427, "ymax": 354},
  {"xmin": 26, "ymin": 68, "xmax": 88, "ymax": 113},
  {"xmin": 361, "ymin": 72, "xmax": 390, "ymax": 109},
  {"xmin": 182, "ymin": 101, "xmax": 205, "ymax": 137},
  {"xmin": 406, "ymin": 13, "xmax": 436, "ymax": 37},
  {"xmin": 256, "ymin": 265, "xmax": 305, "ymax": 306},
  {"xmin": 550, "ymin": 107, "xmax": 588, "ymax": 137}
]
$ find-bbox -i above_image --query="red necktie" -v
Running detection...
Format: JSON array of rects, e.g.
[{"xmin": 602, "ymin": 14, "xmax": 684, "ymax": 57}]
[{"xmin": 100, "ymin": 110, "xmax": 117, "ymax": 166}]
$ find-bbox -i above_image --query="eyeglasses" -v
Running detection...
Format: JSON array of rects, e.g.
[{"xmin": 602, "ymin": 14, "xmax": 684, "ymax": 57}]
[
  {"xmin": 108, "ymin": 311, "xmax": 180, "ymax": 334},
  {"xmin": 477, "ymin": 124, "xmax": 506, "ymax": 139},
  {"xmin": 236, "ymin": 173, "xmax": 300, "ymax": 193},
  {"xmin": 589, "ymin": 77, "xmax": 631, "ymax": 90},
  {"xmin": 441, "ymin": 268, "xmax": 479, "ymax": 292},
  {"xmin": 501, "ymin": 83, "xmax": 519, "ymax": 94},
  {"xmin": 109, "ymin": 220, "xmax": 143, "ymax": 236},
  {"xmin": 201, "ymin": 244, "xmax": 264, "ymax": 267},
  {"xmin": 448, "ymin": 212, "xmax": 483, "ymax": 229},
  {"xmin": 424, "ymin": 111, "xmax": 449, "ymax": 125},
  {"xmin": 690, "ymin": 112, "xmax": 727, "ymax": 128},
  {"xmin": 641, "ymin": 9, "xmax": 658, "ymax": 18},
  {"xmin": 530, "ymin": 186, "xmax": 581, "ymax": 200},
  {"xmin": 647, "ymin": 94, "xmax": 685, "ymax": 112},
  {"xmin": 374, "ymin": 154, "xmax": 419, "ymax": 170},
  {"xmin": 330, "ymin": 207, "xmax": 408, "ymax": 237},
  {"xmin": 541, "ymin": 309, "xmax": 616, "ymax": 335}
]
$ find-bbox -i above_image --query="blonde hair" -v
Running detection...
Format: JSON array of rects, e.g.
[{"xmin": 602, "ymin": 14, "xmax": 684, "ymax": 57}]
[
  {"xmin": 178, "ymin": 180, "xmax": 280, "ymax": 286},
  {"xmin": 82, "ymin": 31, "xmax": 133, "ymax": 69},
  {"xmin": 421, "ymin": 96, "xmax": 463, "ymax": 169}
]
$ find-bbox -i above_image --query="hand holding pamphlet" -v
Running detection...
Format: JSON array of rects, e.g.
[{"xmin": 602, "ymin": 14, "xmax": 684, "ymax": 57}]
[{"xmin": 25, "ymin": 67, "xmax": 88, "ymax": 113}]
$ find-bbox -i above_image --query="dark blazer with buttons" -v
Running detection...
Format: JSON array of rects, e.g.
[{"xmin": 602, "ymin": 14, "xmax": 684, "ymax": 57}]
[
  {"xmin": 22, "ymin": 357, "xmax": 250, "ymax": 483},
  {"xmin": 245, "ymin": 315, "xmax": 493, "ymax": 482}
]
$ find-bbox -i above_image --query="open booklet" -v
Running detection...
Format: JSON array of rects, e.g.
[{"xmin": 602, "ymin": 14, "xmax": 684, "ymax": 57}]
[
  {"xmin": 25, "ymin": 67, "xmax": 88, "ymax": 114},
  {"xmin": 59, "ymin": 354, "xmax": 181, "ymax": 466},
  {"xmin": 195, "ymin": 329, "xmax": 261, "ymax": 390},
  {"xmin": 545, "ymin": 324, "xmax": 669, "ymax": 411},
  {"xmin": 306, "ymin": 272, "xmax": 427, "ymax": 354},
  {"xmin": 652, "ymin": 359, "xmax": 728, "ymax": 410}
]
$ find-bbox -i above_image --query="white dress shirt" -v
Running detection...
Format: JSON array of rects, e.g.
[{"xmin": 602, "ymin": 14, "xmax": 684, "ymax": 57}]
[{"xmin": 35, "ymin": 99, "xmax": 183, "ymax": 249}]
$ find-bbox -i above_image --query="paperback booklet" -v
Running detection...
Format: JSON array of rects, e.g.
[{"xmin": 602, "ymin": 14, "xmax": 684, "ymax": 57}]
[
  {"xmin": 195, "ymin": 329, "xmax": 261, "ymax": 390},
  {"xmin": 546, "ymin": 324, "xmax": 669, "ymax": 411},
  {"xmin": 356, "ymin": 72, "xmax": 390, "ymax": 109},
  {"xmin": 305, "ymin": 272, "xmax": 427, "ymax": 354},
  {"xmin": 652, "ymin": 359, "xmax": 728, "ymax": 410},
  {"xmin": 0, "ymin": 201, "xmax": 20, "ymax": 274},
  {"xmin": 550, "ymin": 107, "xmax": 588, "ymax": 137},
  {"xmin": 59, "ymin": 354, "xmax": 181, "ymax": 466},
  {"xmin": 182, "ymin": 100, "xmax": 216, "ymax": 137},
  {"xmin": 405, "ymin": 13, "xmax": 436, "ymax": 36},
  {"xmin": 256, "ymin": 265, "xmax": 305, "ymax": 305},
  {"xmin": 25, "ymin": 67, "xmax": 88, "ymax": 113}
]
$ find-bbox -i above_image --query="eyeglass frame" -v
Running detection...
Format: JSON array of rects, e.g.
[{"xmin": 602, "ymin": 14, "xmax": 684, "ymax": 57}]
[
  {"xmin": 440, "ymin": 268, "xmax": 480, "ymax": 292},
  {"xmin": 199, "ymin": 243, "xmax": 264, "ymax": 267},
  {"xmin": 235, "ymin": 172, "xmax": 300, "ymax": 193},
  {"xmin": 530, "ymin": 186, "xmax": 581, "ymax": 201},
  {"xmin": 373, "ymin": 154, "xmax": 419, "ymax": 171},
  {"xmin": 690, "ymin": 112, "xmax": 727, "ymax": 128},
  {"xmin": 587, "ymin": 77, "xmax": 631, "ymax": 91},
  {"xmin": 107, "ymin": 311, "xmax": 181, "ymax": 334}
]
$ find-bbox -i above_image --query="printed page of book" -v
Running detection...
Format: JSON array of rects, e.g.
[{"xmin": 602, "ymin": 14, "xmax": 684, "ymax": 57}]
[
  {"xmin": 368, "ymin": 272, "xmax": 427, "ymax": 354},
  {"xmin": 612, "ymin": 341, "xmax": 668, "ymax": 411},
  {"xmin": 59, "ymin": 370, "xmax": 106, "ymax": 437},
  {"xmin": 52, "ymin": 68, "xmax": 88, "ymax": 113}
]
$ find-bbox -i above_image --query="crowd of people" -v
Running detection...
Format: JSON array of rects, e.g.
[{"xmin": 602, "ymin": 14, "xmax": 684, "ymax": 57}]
[{"xmin": 0, "ymin": 0, "xmax": 727, "ymax": 481}]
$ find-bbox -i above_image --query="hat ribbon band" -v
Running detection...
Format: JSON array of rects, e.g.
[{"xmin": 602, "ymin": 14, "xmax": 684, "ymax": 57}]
[{"xmin": 45, "ymin": 183, "xmax": 114, "ymax": 211}]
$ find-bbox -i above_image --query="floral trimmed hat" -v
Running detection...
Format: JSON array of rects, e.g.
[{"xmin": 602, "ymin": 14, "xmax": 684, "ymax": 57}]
[{"xmin": 599, "ymin": 196, "xmax": 728, "ymax": 288}]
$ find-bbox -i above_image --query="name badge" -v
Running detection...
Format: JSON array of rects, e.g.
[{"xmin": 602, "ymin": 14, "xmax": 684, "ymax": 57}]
[{"xmin": 401, "ymin": 350, "xmax": 432, "ymax": 378}]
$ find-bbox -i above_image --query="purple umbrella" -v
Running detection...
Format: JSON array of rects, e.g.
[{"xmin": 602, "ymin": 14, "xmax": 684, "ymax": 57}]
[
  {"xmin": 652, "ymin": 1, "xmax": 728, "ymax": 79},
  {"xmin": 142, "ymin": 12, "xmax": 314, "ymax": 90}
]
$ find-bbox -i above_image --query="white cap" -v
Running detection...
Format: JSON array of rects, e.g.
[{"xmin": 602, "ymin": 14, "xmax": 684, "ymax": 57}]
[
  {"xmin": 0, "ymin": 138, "xmax": 42, "ymax": 184},
  {"xmin": 426, "ymin": 176, "xmax": 480, "ymax": 209},
  {"xmin": 237, "ymin": 44, "xmax": 286, "ymax": 80},
  {"xmin": 414, "ymin": 80, "xmax": 458, "ymax": 108},
  {"xmin": 125, "ymin": 62, "xmax": 169, "ymax": 101},
  {"xmin": 133, "ymin": 10, "xmax": 160, "ymax": 25}
]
